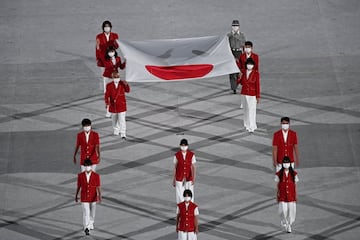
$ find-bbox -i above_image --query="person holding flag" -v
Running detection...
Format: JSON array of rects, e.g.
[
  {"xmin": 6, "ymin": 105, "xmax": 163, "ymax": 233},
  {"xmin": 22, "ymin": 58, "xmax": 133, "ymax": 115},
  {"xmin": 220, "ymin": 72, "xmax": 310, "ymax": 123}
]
[
  {"xmin": 105, "ymin": 71, "xmax": 130, "ymax": 139},
  {"xmin": 227, "ymin": 20, "xmax": 246, "ymax": 94}
]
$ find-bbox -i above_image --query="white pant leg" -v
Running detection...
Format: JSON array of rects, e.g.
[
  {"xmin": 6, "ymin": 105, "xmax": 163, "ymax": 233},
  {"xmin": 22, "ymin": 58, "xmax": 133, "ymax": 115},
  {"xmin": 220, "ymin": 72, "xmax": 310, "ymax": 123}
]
[
  {"xmin": 178, "ymin": 231, "xmax": 197, "ymax": 240},
  {"xmin": 103, "ymin": 77, "xmax": 112, "ymax": 93},
  {"xmin": 184, "ymin": 181, "xmax": 194, "ymax": 202},
  {"xmin": 89, "ymin": 202, "xmax": 97, "ymax": 228},
  {"xmin": 111, "ymin": 113, "xmax": 120, "ymax": 134},
  {"xmin": 92, "ymin": 164, "xmax": 97, "ymax": 172},
  {"xmin": 241, "ymin": 95, "xmax": 249, "ymax": 129},
  {"xmin": 278, "ymin": 202, "xmax": 289, "ymax": 226},
  {"xmin": 175, "ymin": 181, "xmax": 185, "ymax": 204},
  {"xmin": 288, "ymin": 202, "xmax": 296, "ymax": 225},
  {"xmin": 119, "ymin": 111, "xmax": 126, "ymax": 137},
  {"xmin": 82, "ymin": 202, "xmax": 91, "ymax": 229},
  {"xmin": 246, "ymin": 95, "xmax": 257, "ymax": 131}
]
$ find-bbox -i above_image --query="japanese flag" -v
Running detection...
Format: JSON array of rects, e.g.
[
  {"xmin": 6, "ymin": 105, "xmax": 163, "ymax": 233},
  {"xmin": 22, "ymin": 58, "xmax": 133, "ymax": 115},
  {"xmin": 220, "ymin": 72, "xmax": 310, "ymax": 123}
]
[{"xmin": 118, "ymin": 35, "xmax": 239, "ymax": 82}]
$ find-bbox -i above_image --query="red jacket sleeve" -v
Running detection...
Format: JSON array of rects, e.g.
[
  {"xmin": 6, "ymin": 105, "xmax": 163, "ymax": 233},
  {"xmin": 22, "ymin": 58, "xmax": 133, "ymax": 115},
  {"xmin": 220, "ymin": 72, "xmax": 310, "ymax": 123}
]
[
  {"xmin": 123, "ymin": 82, "xmax": 130, "ymax": 93},
  {"xmin": 255, "ymin": 71, "xmax": 260, "ymax": 99}
]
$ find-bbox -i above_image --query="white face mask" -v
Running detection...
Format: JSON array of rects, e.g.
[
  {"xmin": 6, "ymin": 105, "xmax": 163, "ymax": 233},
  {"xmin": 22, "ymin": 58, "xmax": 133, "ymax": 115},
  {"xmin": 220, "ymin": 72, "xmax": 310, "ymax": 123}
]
[
  {"xmin": 104, "ymin": 26, "xmax": 111, "ymax": 33},
  {"xmin": 247, "ymin": 64, "xmax": 254, "ymax": 70},
  {"xmin": 283, "ymin": 163, "xmax": 291, "ymax": 169},
  {"xmin": 245, "ymin": 47, "xmax": 252, "ymax": 54},
  {"xmin": 180, "ymin": 146, "xmax": 188, "ymax": 152},
  {"xmin": 184, "ymin": 196, "xmax": 191, "ymax": 202},
  {"xmin": 85, "ymin": 166, "xmax": 92, "ymax": 172},
  {"xmin": 114, "ymin": 78, "xmax": 120, "ymax": 84},
  {"xmin": 232, "ymin": 26, "xmax": 239, "ymax": 32},
  {"xmin": 83, "ymin": 126, "xmax": 91, "ymax": 132},
  {"xmin": 282, "ymin": 124, "xmax": 290, "ymax": 130},
  {"xmin": 108, "ymin": 51, "xmax": 115, "ymax": 57}
]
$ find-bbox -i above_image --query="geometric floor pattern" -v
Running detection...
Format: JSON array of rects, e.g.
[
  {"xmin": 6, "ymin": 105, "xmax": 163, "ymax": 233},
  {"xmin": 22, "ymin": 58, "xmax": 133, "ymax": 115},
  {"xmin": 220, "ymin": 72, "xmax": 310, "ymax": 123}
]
[{"xmin": 1, "ymin": 1, "xmax": 360, "ymax": 239}]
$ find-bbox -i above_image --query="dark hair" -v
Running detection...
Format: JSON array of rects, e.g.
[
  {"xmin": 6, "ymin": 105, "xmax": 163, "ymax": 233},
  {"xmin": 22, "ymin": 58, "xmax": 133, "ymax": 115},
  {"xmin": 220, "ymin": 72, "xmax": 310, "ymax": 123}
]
[
  {"xmin": 244, "ymin": 41, "xmax": 253, "ymax": 47},
  {"xmin": 81, "ymin": 118, "xmax": 91, "ymax": 126},
  {"xmin": 180, "ymin": 139, "xmax": 188, "ymax": 146},
  {"xmin": 245, "ymin": 57, "xmax": 255, "ymax": 67},
  {"xmin": 281, "ymin": 117, "xmax": 290, "ymax": 123},
  {"xmin": 83, "ymin": 158, "xmax": 92, "ymax": 166},
  {"xmin": 105, "ymin": 46, "xmax": 118, "ymax": 60},
  {"xmin": 282, "ymin": 156, "xmax": 291, "ymax": 163},
  {"xmin": 102, "ymin": 20, "xmax": 112, "ymax": 31},
  {"xmin": 278, "ymin": 157, "xmax": 295, "ymax": 182},
  {"xmin": 183, "ymin": 189, "xmax": 193, "ymax": 197}
]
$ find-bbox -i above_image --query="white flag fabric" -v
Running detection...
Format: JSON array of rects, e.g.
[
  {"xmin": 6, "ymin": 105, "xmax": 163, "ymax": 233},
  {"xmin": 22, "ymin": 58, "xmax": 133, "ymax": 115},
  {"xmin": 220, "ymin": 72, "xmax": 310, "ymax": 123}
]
[{"xmin": 118, "ymin": 35, "xmax": 239, "ymax": 82}]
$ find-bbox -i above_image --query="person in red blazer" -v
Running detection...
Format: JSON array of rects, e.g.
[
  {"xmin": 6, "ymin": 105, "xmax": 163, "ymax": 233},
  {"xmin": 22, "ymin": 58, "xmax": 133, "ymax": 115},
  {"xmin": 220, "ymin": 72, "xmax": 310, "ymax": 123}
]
[
  {"xmin": 104, "ymin": 72, "xmax": 130, "ymax": 139},
  {"xmin": 172, "ymin": 139, "xmax": 197, "ymax": 204},
  {"xmin": 75, "ymin": 159, "xmax": 102, "ymax": 236},
  {"xmin": 176, "ymin": 189, "xmax": 199, "ymax": 240},
  {"xmin": 275, "ymin": 157, "xmax": 299, "ymax": 233},
  {"xmin": 272, "ymin": 117, "xmax": 300, "ymax": 172},
  {"xmin": 237, "ymin": 41, "xmax": 259, "ymax": 74},
  {"xmin": 101, "ymin": 46, "xmax": 126, "ymax": 117},
  {"xmin": 73, "ymin": 118, "xmax": 100, "ymax": 171},
  {"xmin": 96, "ymin": 20, "xmax": 119, "ymax": 68},
  {"xmin": 237, "ymin": 57, "xmax": 260, "ymax": 133}
]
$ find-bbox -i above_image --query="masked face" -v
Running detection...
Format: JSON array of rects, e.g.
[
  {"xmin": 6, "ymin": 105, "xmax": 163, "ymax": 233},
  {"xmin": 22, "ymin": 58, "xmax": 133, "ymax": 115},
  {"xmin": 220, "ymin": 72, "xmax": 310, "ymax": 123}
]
[
  {"xmin": 283, "ymin": 163, "xmax": 291, "ymax": 169},
  {"xmin": 85, "ymin": 166, "xmax": 92, "ymax": 172},
  {"xmin": 281, "ymin": 124, "xmax": 290, "ymax": 130},
  {"xmin": 184, "ymin": 196, "xmax": 191, "ymax": 202},
  {"xmin": 232, "ymin": 26, "xmax": 239, "ymax": 32},
  {"xmin": 180, "ymin": 146, "xmax": 188, "ymax": 152},
  {"xmin": 108, "ymin": 51, "xmax": 115, "ymax": 57},
  {"xmin": 244, "ymin": 47, "xmax": 252, "ymax": 54},
  {"xmin": 247, "ymin": 64, "xmax": 254, "ymax": 70},
  {"xmin": 83, "ymin": 126, "xmax": 91, "ymax": 132},
  {"xmin": 104, "ymin": 26, "xmax": 111, "ymax": 33},
  {"xmin": 114, "ymin": 78, "xmax": 120, "ymax": 84}
]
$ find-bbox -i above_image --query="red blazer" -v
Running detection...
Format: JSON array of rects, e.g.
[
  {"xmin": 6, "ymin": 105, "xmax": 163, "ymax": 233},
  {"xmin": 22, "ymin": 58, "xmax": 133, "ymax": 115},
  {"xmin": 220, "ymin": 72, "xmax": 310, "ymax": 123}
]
[
  {"xmin": 237, "ymin": 70, "xmax": 260, "ymax": 98},
  {"xmin": 102, "ymin": 56, "xmax": 126, "ymax": 78},
  {"xmin": 272, "ymin": 129, "xmax": 298, "ymax": 164},
  {"xmin": 175, "ymin": 151, "xmax": 194, "ymax": 182},
  {"xmin": 77, "ymin": 171, "xmax": 100, "ymax": 202},
  {"xmin": 177, "ymin": 201, "xmax": 198, "ymax": 232},
  {"xmin": 237, "ymin": 52, "xmax": 259, "ymax": 74},
  {"xmin": 105, "ymin": 81, "xmax": 130, "ymax": 113},
  {"xmin": 96, "ymin": 32, "xmax": 119, "ymax": 67},
  {"xmin": 276, "ymin": 170, "xmax": 297, "ymax": 202},
  {"xmin": 76, "ymin": 131, "xmax": 100, "ymax": 165}
]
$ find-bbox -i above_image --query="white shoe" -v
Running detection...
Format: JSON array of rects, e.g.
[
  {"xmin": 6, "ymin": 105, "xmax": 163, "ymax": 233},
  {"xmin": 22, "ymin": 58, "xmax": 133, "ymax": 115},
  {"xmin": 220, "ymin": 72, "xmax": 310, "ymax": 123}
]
[
  {"xmin": 113, "ymin": 131, "xmax": 120, "ymax": 136},
  {"xmin": 240, "ymin": 104, "xmax": 243, "ymax": 109},
  {"xmin": 105, "ymin": 112, "xmax": 111, "ymax": 118},
  {"xmin": 286, "ymin": 224, "xmax": 292, "ymax": 233}
]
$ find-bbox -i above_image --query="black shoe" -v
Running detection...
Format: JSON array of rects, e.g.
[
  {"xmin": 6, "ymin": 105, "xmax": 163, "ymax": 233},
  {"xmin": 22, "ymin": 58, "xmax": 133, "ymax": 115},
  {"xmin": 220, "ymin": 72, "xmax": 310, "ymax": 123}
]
[
  {"xmin": 121, "ymin": 137, "xmax": 127, "ymax": 140},
  {"xmin": 84, "ymin": 228, "xmax": 90, "ymax": 235},
  {"xmin": 233, "ymin": 90, "xmax": 236, "ymax": 94}
]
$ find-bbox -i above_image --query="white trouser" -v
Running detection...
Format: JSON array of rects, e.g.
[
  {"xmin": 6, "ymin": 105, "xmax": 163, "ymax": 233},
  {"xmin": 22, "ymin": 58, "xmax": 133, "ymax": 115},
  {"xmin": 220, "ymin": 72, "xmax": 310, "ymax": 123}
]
[
  {"xmin": 175, "ymin": 180, "xmax": 194, "ymax": 204},
  {"xmin": 112, "ymin": 112, "xmax": 126, "ymax": 137},
  {"xmin": 242, "ymin": 95, "xmax": 257, "ymax": 132},
  {"xmin": 178, "ymin": 231, "xmax": 197, "ymax": 240},
  {"xmin": 276, "ymin": 162, "xmax": 295, "ymax": 172},
  {"xmin": 278, "ymin": 201, "xmax": 296, "ymax": 227},
  {"xmin": 81, "ymin": 164, "xmax": 97, "ymax": 172},
  {"xmin": 103, "ymin": 76, "xmax": 112, "ymax": 93},
  {"xmin": 82, "ymin": 202, "xmax": 96, "ymax": 230}
]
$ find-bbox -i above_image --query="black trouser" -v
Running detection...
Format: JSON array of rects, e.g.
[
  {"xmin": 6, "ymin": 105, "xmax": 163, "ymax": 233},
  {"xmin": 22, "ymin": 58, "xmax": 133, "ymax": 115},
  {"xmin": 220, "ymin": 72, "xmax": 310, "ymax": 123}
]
[{"xmin": 229, "ymin": 50, "xmax": 242, "ymax": 91}]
